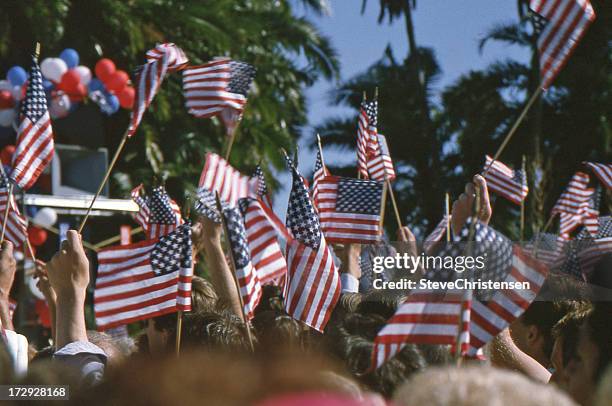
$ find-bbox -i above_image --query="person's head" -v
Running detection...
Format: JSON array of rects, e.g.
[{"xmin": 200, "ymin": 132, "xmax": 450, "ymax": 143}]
[
  {"xmin": 393, "ymin": 365, "xmax": 576, "ymax": 406},
  {"xmin": 511, "ymin": 274, "xmax": 587, "ymax": 367},
  {"xmin": 562, "ymin": 302, "xmax": 612, "ymax": 406},
  {"xmin": 190, "ymin": 276, "xmax": 219, "ymax": 313},
  {"xmin": 549, "ymin": 302, "xmax": 612, "ymax": 406},
  {"xmin": 252, "ymin": 310, "xmax": 305, "ymax": 351},
  {"xmin": 86, "ymin": 331, "xmax": 126, "ymax": 370}
]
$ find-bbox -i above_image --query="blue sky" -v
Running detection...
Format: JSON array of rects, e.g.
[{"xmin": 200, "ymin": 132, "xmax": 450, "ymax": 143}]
[{"xmin": 274, "ymin": 0, "xmax": 530, "ymax": 217}]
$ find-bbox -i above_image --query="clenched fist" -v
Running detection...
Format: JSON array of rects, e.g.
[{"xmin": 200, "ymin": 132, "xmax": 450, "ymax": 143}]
[
  {"xmin": 47, "ymin": 230, "xmax": 90, "ymax": 296},
  {"xmin": 451, "ymin": 175, "xmax": 492, "ymax": 236}
]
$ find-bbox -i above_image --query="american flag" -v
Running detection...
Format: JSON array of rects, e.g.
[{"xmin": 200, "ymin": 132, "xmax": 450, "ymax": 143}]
[
  {"xmin": 583, "ymin": 162, "xmax": 612, "ymax": 190},
  {"xmin": 571, "ymin": 216, "xmax": 612, "ymax": 278},
  {"xmin": 529, "ymin": 0, "xmax": 596, "ymax": 89},
  {"xmin": 284, "ymin": 156, "xmax": 340, "ymax": 332},
  {"xmin": 372, "ymin": 220, "xmax": 548, "ymax": 368},
  {"xmin": 199, "ymin": 152, "xmax": 258, "ymax": 207},
  {"xmin": 0, "ymin": 177, "xmax": 27, "ymax": 247},
  {"xmin": 423, "ymin": 215, "xmax": 450, "ymax": 254},
  {"xmin": 94, "ymin": 223, "xmax": 193, "ymax": 330},
  {"xmin": 182, "ymin": 58, "xmax": 255, "ymax": 135},
  {"xmin": 11, "ymin": 54, "xmax": 54, "ymax": 190},
  {"xmin": 483, "ymin": 155, "xmax": 528, "ymax": 205},
  {"xmin": 240, "ymin": 198, "xmax": 289, "ymax": 284},
  {"xmin": 130, "ymin": 185, "xmax": 183, "ymax": 239},
  {"xmin": 552, "ymin": 172, "xmax": 598, "ymax": 236},
  {"xmin": 315, "ymin": 176, "xmax": 383, "ymax": 244},
  {"xmin": 252, "ymin": 166, "xmax": 272, "ymax": 208},
  {"xmin": 367, "ymin": 134, "xmax": 396, "ymax": 182},
  {"xmin": 312, "ymin": 149, "xmax": 329, "ymax": 210},
  {"xmin": 524, "ymin": 232, "xmax": 566, "ymax": 267},
  {"xmin": 222, "ymin": 204, "xmax": 262, "ymax": 320},
  {"xmin": 356, "ymin": 100, "xmax": 378, "ymax": 178},
  {"xmin": 129, "ymin": 43, "xmax": 188, "ymax": 137}
]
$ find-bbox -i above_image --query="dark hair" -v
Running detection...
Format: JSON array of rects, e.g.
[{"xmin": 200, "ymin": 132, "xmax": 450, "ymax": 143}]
[
  {"xmin": 190, "ymin": 276, "xmax": 219, "ymax": 313},
  {"xmin": 585, "ymin": 302, "xmax": 612, "ymax": 383},
  {"xmin": 521, "ymin": 274, "xmax": 588, "ymax": 359},
  {"xmin": 167, "ymin": 311, "xmax": 254, "ymax": 353},
  {"xmin": 252, "ymin": 310, "xmax": 304, "ymax": 351},
  {"xmin": 552, "ymin": 303, "xmax": 592, "ymax": 367}
]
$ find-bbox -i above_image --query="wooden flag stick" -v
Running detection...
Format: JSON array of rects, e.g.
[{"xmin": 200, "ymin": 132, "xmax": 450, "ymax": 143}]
[
  {"xmin": 93, "ymin": 226, "xmax": 143, "ymax": 250},
  {"xmin": 520, "ymin": 155, "xmax": 527, "ymax": 241},
  {"xmin": 175, "ymin": 310, "xmax": 183, "ymax": 356},
  {"xmin": 78, "ymin": 130, "xmax": 130, "ymax": 233},
  {"xmin": 445, "ymin": 193, "xmax": 451, "ymax": 242},
  {"xmin": 386, "ymin": 181, "xmax": 405, "ymax": 240},
  {"xmin": 316, "ymin": 134, "xmax": 326, "ymax": 168},
  {"xmin": 224, "ymin": 126, "xmax": 238, "ymax": 161},
  {"xmin": 214, "ymin": 192, "xmax": 255, "ymax": 352},
  {"xmin": 483, "ymin": 87, "xmax": 543, "ymax": 177}
]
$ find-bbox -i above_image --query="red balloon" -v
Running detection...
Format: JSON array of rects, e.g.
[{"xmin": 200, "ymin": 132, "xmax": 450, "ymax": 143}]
[
  {"xmin": 105, "ymin": 70, "xmax": 129, "ymax": 93},
  {"xmin": 95, "ymin": 58, "xmax": 116, "ymax": 82},
  {"xmin": 0, "ymin": 145, "xmax": 15, "ymax": 165},
  {"xmin": 0, "ymin": 90, "xmax": 14, "ymax": 109},
  {"xmin": 59, "ymin": 70, "xmax": 81, "ymax": 91},
  {"xmin": 117, "ymin": 86, "xmax": 135, "ymax": 109},
  {"xmin": 68, "ymin": 83, "xmax": 87, "ymax": 102},
  {"xmin": 28, "ymin": 226, "xmax": 48, "ymax": 247}
]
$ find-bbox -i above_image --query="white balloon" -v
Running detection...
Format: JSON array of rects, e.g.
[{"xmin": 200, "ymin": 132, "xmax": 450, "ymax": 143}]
[
  {"xmin": 74, "ymin": 65, "xmax": 92, "ymax": 86},
  {"xmin": 27, "ymin": 274, "xmax": 45, "ymax": 301},
  {"xmin": 0, "ymin": 108, "xmax": 16, "ymax": 127},
  {"xmin": 49, "ymin": 94, "xmax": 71, "ymax": 119},
  {"xmin": 0, "ymin": 80, "xmax": 12, "ymax": 92},
  {"xmin": 11, "ymin": 85, "xmax": 23, "ymax": 102},
  {"xmin": 40, "ymin": 57, "xmax": 67, "ymax": 83},
  {"xmin": 33, "ymin": 207, "xmax": 58, "ymax": 228}
]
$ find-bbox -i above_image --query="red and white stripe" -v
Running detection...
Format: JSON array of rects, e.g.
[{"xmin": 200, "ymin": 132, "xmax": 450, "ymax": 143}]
[
  {"xmin": 423, "ymin": 215, "xmax": 450, "ymax": 254},
  {"xmin": 94, "ymin": 237, "xmax": 192, "ymax": 330},
  {"xmin": 584, "ymin": 162, "xmax": 612, "ymax": 190},
  {"xmin": 356, "ymin": 105, "xmax": 377, "ymax": 179},
  {"xmin": 0, "ymin": 187, "xmax": 27, "ymax": 247},
  {"xmin": 312, "ymin": 152, "xmax": 329, "ymax": 211},
  {"xmin": 182, "ymin": 59, "xmax": 246, "ymax": 118},
  {"xmin": 530, "ymin": 0, "xmax": 596, "ymax": 89},
  {"xmin": 12, "ymin": 115, "xmax": 53, "ymax": 191},
  {"xmin": 284, "ymin": 236, "xmax": 340, "ymax": 332},
  {"xmin": 553, "ymin": 172, "xmax": 598, "ymax": 236},
  {"xmin": 371, "ymin": 290, "xmax": 468, "ymax": 369},
  {"xmin": 243, "ymin": 199, "xmax": 289, "ymax": 284},
  {"xmin": 199, "ymin": 153, "xmax": 258, "ymax": 206},
  {"xmin": 467, "ymin": 246, "xmax": 547, "ymax": 356},
  {"xmin": 577, "ymin": 237, "xmax": 612, "ymax": 276},
  {"xmin": 483, "ymin": 156, "xmax": 528, "ymax": 205},
  {"xmin": 316, "ymin": 176, "xmax": 380, "ymax": 244},
  {"xmin": 234, "ymin": 255, "xmax": 262, "ymax": 321},
  {"xmin": 367, "ymin": 134, "xmax": 396, "ymax": 182},
  {"xmin": 129, "ymin": 43, "xmax": 188, "ymax": 137},
  {"xmin": 131, "ymin": 184, "xmax": 149, "ymax": 229}
]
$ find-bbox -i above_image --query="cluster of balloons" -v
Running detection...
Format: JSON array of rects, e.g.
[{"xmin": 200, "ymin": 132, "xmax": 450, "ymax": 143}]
[
  {"xmin": 28, "ymin": 207, "xmax": 58, "ymax": 248},
  {"xmin": 0, "ymin": 48, "xmax": 134, "ymax": 127}
]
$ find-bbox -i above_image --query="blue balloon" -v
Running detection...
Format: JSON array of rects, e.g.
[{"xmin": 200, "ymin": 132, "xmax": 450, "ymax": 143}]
[
  {"xmin": 106, "ymin": 94, "xmax": 120, "ymax": 114},
  {"xmin": 43, "ymin": 79, "xmax": 54, "ymax": 92},
  {"xmin": 88, "ymin": 78, "xmax": 104, "ymax": 93},
  {"xmin": 59, "ymin": 48, "xmax": 79, "ymax": 69},
  {"xmin": 7, "ymin": 66, "xmax": 27, "ymax": 86}
]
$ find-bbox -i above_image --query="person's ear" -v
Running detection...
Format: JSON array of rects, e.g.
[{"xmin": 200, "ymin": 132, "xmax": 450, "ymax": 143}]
[{"xmin": 526, "ymin": 324, "xmax": 541, "ymax": 346}]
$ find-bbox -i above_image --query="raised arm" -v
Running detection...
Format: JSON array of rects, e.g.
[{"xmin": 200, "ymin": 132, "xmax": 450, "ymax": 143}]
[
  {"xmin": 192, "ymin": 216, "xmax": 243, "ymax": 320},
  {"xmin": 0, "ymin": 241, "xmax": 16, "ymax": 331}
]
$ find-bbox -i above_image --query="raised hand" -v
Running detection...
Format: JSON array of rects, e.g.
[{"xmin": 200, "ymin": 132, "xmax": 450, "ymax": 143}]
[
  {"xmin": 451, "ymin": 175, "xmax": 492, "ymax": 235},
  {"xmin": 0, "ymin": 241, "xmax": 16, "ymax": 299},
  {"xmin": 47, "ymin": 231, "xmax": 90, "ymax": 296}
]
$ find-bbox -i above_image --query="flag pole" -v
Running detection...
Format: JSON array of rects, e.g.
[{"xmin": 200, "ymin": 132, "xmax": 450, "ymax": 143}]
[
  {"xmin": 386, "ymin": 181, "xmax": 405, "ymax": 240},
  {"xmin": 483, "ymin": 87, "xmax": 543, "ymax": 176},
  {"xmin": 224, "ymin": 124, "xmax": 239, "ymax": 161},
  {"xmin": 77, "ymin": 130, "xmax": 130, "ymax": 233},
  {"xmin": 445, "ymin": 193, "xmax": 451, "ymax": 242},
  {"xmin": 214, "ymin": 192, "xmax": 255, "ymax": 352},
  {"xmin": 175, "ymin": 310, "xmax": 183, "ymax": 356},
  {"xmin": 520, "ymin": 155, "xmax": 526, "ymax": 241},
  {"xmin": 378, "ymin": 182, "xmax": 388, "ymax": 234}
]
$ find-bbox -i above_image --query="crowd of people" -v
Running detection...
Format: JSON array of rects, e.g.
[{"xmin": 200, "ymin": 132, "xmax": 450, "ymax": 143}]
[{"xmin": 0, "ymin": 175, "xmax": 610, "ymax": 406}]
